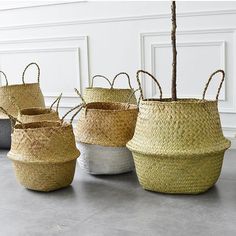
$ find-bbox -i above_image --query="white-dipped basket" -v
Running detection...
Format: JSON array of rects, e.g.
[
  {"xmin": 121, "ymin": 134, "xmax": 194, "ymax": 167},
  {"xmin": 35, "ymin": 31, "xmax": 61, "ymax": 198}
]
[{"xmin": 77, "ymin": 142, "xmax": 134, "ymax": 175}]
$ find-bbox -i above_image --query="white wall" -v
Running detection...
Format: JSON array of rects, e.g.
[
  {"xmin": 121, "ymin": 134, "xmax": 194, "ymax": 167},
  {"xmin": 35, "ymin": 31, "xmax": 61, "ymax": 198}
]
[{"xmin": 0, "ymin": 1, "xmax": 236, "ymax": 145}]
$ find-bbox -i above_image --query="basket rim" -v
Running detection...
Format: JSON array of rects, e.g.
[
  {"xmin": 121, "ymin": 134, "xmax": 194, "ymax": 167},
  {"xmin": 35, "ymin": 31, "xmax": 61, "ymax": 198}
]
[
  {"xmin": 20, "ymin": 107, "xmax": 58, "ymax": 116},
  {"xmin": 140, "ymin": 98, "xmax": 217, "ymax": 104},
  {"xmin": 0, "ymin": 82, "xmax": 40, "ymax": 90},
  {"xmin": 14, "ymin": 121, "xmax": 70, "ymax": 130},
  {"xmin": 83, "ymin": 102, "xmax": 137, "ymax": 112},
  {"xmin": 126, "ymin": 138, "xmax": 231, "ymax": 158},
  {"xmin": 85, "ymin": 87, "xmax": 134, "ymax": 91},
  {"xmin": 127, "ymin": 140, "xmax": 231, "ymax": 157}
]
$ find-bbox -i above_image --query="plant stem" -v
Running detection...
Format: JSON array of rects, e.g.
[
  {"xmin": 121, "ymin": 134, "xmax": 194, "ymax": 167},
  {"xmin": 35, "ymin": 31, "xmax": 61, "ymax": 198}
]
[{"xmin": 171, "ymin": 1, "xmax": 177, "ymax": 101}]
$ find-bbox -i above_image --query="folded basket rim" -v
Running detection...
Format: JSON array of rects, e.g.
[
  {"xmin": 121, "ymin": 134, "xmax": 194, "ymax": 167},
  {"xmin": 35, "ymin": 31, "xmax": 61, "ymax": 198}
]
[
  {"xmin": 20, "ymin": 107, "xmax": 57, "ymax": 116},
  {"xmin": 84, "ymin": 102, "xmax": 137, "ymax": 112},
  {"xmin": 0, "ymin": 82, "xmax": 40, "ymax": 90}
]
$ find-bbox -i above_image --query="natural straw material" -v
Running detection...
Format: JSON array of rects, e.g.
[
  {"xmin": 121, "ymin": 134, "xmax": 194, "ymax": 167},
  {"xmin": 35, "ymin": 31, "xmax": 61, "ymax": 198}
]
[
  {"xmin": 83, "ymin": 72, "xmax": 137, "ymax": 104},
  {"xmin": 0, "ymin": 63, "xmax": 45, "ymax": 119},
  {"xmin": 7, "ymin": 109, "xmax": 80, "ymax": 191},
  {"xmin": 18, "ymin": 93, "xmax": 62, "ymax": 123},
  {"xmin": 75, "ymin": 102, "xmax": 138, "ymax": 147},
  {"xmin": 127, "ymin": 70, "xmax": 231, "ymax": 194}
]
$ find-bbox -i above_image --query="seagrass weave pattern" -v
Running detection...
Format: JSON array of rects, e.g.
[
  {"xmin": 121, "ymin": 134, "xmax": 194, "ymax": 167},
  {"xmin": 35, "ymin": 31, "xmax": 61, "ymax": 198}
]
[
  {"xmin": 74, "ymin": 102, "xmax": 138, "ymax": 147},
  {"xmin": 126, "ymin": 70, "xmax": 231, "ymax": 194},
  {"xmin": 7, "ymin": 110, "xmax": 80, "ymax": 191},
  {"xmin": 83, "ymin": 72, "xmax": 137, "ymax": 104},
  {"xmin": 18, "ymin": 93, "xmax": 62, "ymax": 123},
  {"xmin": 0, "ymin": 63, "xmax": 45, "ymax": 119},
  {"xmin": 8, "ymin": 122, "xmax": 80, "ymax": 191}
]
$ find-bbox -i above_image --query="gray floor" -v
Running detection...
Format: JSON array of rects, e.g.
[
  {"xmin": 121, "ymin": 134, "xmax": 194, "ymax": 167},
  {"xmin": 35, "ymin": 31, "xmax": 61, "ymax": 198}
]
[{"xmin": 0, "ymin": 150, "xmax": 236, "ymax": 236}]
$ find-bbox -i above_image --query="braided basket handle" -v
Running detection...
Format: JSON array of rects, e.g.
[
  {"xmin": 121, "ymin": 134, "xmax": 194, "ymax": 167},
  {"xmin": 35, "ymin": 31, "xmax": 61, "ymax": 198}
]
[
  {"xmin": 202, "ymin": 70, "xmax": 225, "ymax": 100},
  {"xmin": 136, "ymin": 70, "xmax": 162, "ymax": 100},
  {"xmin": 22, "ymin": 62, "xmax": 40, "ymax": 84},
  {"xmin": 0, "ymin": 71, "xmax": 8, "ymax": 86},
  {"xmin": 111, "ymin": 72, "xmax": 132, "ymax": 89},
  {"xmin": 0, "ymin": 107, "xmax": 22, "ymax": 124},
  {"xmin": 49, "ymin": 93, "xmax": 62, "ymax": 112},
  {"xmin": 90, "ymin": 75, "xmax": 112, "ymax": 88},
  {"xmin": 61, "ymin": 103, "xmax": 84, "ymax": 124},
  {"xmin": 74, "ymin": 88, "xmax": 86, "ymax": 104},
  {"xmin": 125, "ymin": 88, "xmax": 140, "ymax": 109}
]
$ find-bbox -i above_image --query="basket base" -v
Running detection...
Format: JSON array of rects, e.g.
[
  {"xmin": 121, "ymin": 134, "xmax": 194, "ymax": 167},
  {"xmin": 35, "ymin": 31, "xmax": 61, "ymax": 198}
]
[
  {"xmin": 12, "ymin": 160, "xmax": 76, "ymax": 192},
  {"xmin": 77, "ymin": 142, "xmax": 134, "ymax": 175},
  {"xmin": 132, "ymin": 151, "xmax": 225, "ymax": 194}
]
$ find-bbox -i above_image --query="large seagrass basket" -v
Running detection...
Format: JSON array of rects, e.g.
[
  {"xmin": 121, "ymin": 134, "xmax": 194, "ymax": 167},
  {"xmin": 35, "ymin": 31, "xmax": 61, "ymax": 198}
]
[
  {"xmin": 73, "ymin": 89, "xmax": 138, "ymax": 174},
  {"xmin": 18, "ymin": 93, "xmax": 62, "ymax": 123},
  {"xmin": 0, "ymin": 62, "xmax": 45, "ymax": 119},
  {"xmin": 6, "ymin": 108, "xmax": 80, "ymax": 192},
  {"xmin": 83, "ymin": 72, "xmax": 137, "ymax": 104},
  {"xmin": 127, "ymin": 70, "xmax": 231, "ymax": 194}
]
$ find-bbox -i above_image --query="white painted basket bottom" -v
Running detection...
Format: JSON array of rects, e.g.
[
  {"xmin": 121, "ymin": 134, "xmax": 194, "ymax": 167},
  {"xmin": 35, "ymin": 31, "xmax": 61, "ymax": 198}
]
[{"xmin": 76, "ymin": 142, "xmax": 134, "ymax": 175}]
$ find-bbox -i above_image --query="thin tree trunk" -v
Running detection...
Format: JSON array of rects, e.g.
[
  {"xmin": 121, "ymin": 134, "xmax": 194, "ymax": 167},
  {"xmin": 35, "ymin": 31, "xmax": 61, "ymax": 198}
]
[{"xmin": 171, "ymin": 1, "xmax": 177, "ymax": 101}]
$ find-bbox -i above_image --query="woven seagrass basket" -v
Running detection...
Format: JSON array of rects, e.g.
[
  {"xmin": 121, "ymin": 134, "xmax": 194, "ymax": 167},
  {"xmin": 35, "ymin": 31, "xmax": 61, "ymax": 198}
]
[
  {"xmin": 127, "ymin": 70, "xmax": 231, "ymax": 194},
  {"xmin": 0, "ymin": 63, "xmax": 45, "ymax": 119},
  {"xmin": 5, "ymin": 108, "xmax": 80, "ymax": 192},
  {"xmin": 83, "ymin": 72, "xmax": 137, "ymax": 104},
  {"xmin": 18, "ymin": 93, "xmax": 62, "ymax": 123},
  {"xmin": 73, "ymin": 89, "xmax": 138, "ymax": 174}
]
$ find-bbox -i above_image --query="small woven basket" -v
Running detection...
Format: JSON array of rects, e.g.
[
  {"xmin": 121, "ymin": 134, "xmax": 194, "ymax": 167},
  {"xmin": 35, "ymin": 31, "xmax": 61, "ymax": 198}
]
[
  {"xmin": 83, "ymin": 72, "xmax": 137, "ymax": 104},
  {"xmin": 75, "ymin": 102, "xmax": 138, "ymax": 147},
  {"xmin": 18, "ymin": 93, "xmax": 62, "ymax": 123},
  {"xmin": 72, "ymin": 89, "xmax": 138, "ymax": 174},
  {"xmin": 127, "ymin": 70, "xmax": 231, "ymax": 194},
  {"xmin": 5, "ymin": 109, "xmax": 80, "ymax": 192}
]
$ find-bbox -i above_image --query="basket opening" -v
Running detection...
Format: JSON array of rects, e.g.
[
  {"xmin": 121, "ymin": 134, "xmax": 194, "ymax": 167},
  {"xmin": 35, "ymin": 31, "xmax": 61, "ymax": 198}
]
[
  {"xmin": 15, "ymin": 121, "xmax": 62, "ymax": 129},
  {"xmin": 20, "ymin": 108, "xmax": 54, "ymax": 116},
  {"xmin": 142, "ymin": 98, "xmax": 216, "ymax": 104},
  {"xmin": 86, "ymin": 102, "xmax": 137, "ymax": 111}
]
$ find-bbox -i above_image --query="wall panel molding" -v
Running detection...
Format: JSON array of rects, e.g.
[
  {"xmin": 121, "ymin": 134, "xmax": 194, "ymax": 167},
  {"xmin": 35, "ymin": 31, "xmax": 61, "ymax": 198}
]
[
  {"xmin": 140, "ymin": 28, "xmax": 236, "ymax": 114},
  {"xmin": 0, "ymin": 36, "xmax": 89, "ymax": 110},
  {"xmin": 1, "ymin": 9, "xmax": 236, "ymax": 31}
]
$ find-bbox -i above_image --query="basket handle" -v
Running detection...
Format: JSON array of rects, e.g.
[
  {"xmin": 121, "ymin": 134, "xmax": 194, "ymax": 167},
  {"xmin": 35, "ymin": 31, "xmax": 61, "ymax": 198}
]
[
  {"xmin": 0, "ymin": 107, "xmax": 23, "ymax": 124},
  {"xmin": 0, "ymin": 71, "xmax": 8, "ymax": 86},
  {"xmin": 125, "ymin": 88, "xmax": 140, "ymax": 109},
  {"xmin": 136, "ymin": 70, "xmax": 162, "ymax": 100},
  {"xmin": 202, "ymin": 69, "xmax": 225, "ymax": 100},
  {"xmin": 111, "ymin": 72, "xmax": 132, "ymax": 89},
  {"xmin": 49, "ymin": 93, "xmax": 62, "ymax": 112},
  {"xmin": 74, "ymin": 88, "xmax": 86, "ymax": 104},
  {"xmin": 61, "ymin": 103, "xmax": 84, "ymax": 124},
  {"xmin": 90, "ymin": 75, "xmax": 112, "ymax": 88},
  {"xmin": 22, "ymin": 62, "xmax": 40, "ymax": 84}
]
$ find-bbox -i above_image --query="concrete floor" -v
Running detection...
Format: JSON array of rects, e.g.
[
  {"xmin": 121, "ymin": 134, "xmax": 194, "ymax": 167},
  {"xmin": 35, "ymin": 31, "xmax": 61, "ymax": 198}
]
[{"xmin": 0, "ymin": 150, "xmax": 236, "ymax": 236}]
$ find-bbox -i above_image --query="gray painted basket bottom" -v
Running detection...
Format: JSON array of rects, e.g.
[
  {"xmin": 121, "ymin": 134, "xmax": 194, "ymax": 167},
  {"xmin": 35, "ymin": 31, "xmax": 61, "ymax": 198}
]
[
  {"xmin": 0, "ymin": 119, "xmax": 11, "ymax": 149},
  {"xmin": 76, "ymin": 142, "xmax": 134, "ymax": 175}
]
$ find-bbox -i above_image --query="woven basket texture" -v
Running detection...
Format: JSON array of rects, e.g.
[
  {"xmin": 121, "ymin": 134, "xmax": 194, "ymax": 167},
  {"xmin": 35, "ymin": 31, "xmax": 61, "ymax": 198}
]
[
  {"xmin": 0, "ymin": 63, "xmax": 45, "ymax": 119},
  {"xmin": 132, "ymin": 151, "xmax": 224, "ymax": 194},
  {"xmin": 83, "ymin": 88, "xmax": 137, "ymax": 104},
  {"xmin": 83, "ymin": 72, "xmax": 137, "ymax": 104},
  {"xmin": 75, "ymin": 102, "xmax": 138, "ymax": 147},
  {"xmin": 127, "ymin": 99, "xmax": 231, "ymax": 194},
  {"xmin": 8, "ymin": 121, "xmax": 80, "ymax": 191},
  {"xmin": 19, "ymin": 108, "xmax": 59, "ymax": 123},
  {"xmin": 77, "ymin": 142, "xmax": 134, "ymax": 175},
  {"xmin": 0, "ymin": 84, "xmax": 45, "ymax": 119},
  {"xmin": 127, "ymin": 99, "xmax": 230, "ymax": 156},
  {"xmin": 126, "ymin": 70, "xmax": 231, "ymax": 194}
]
